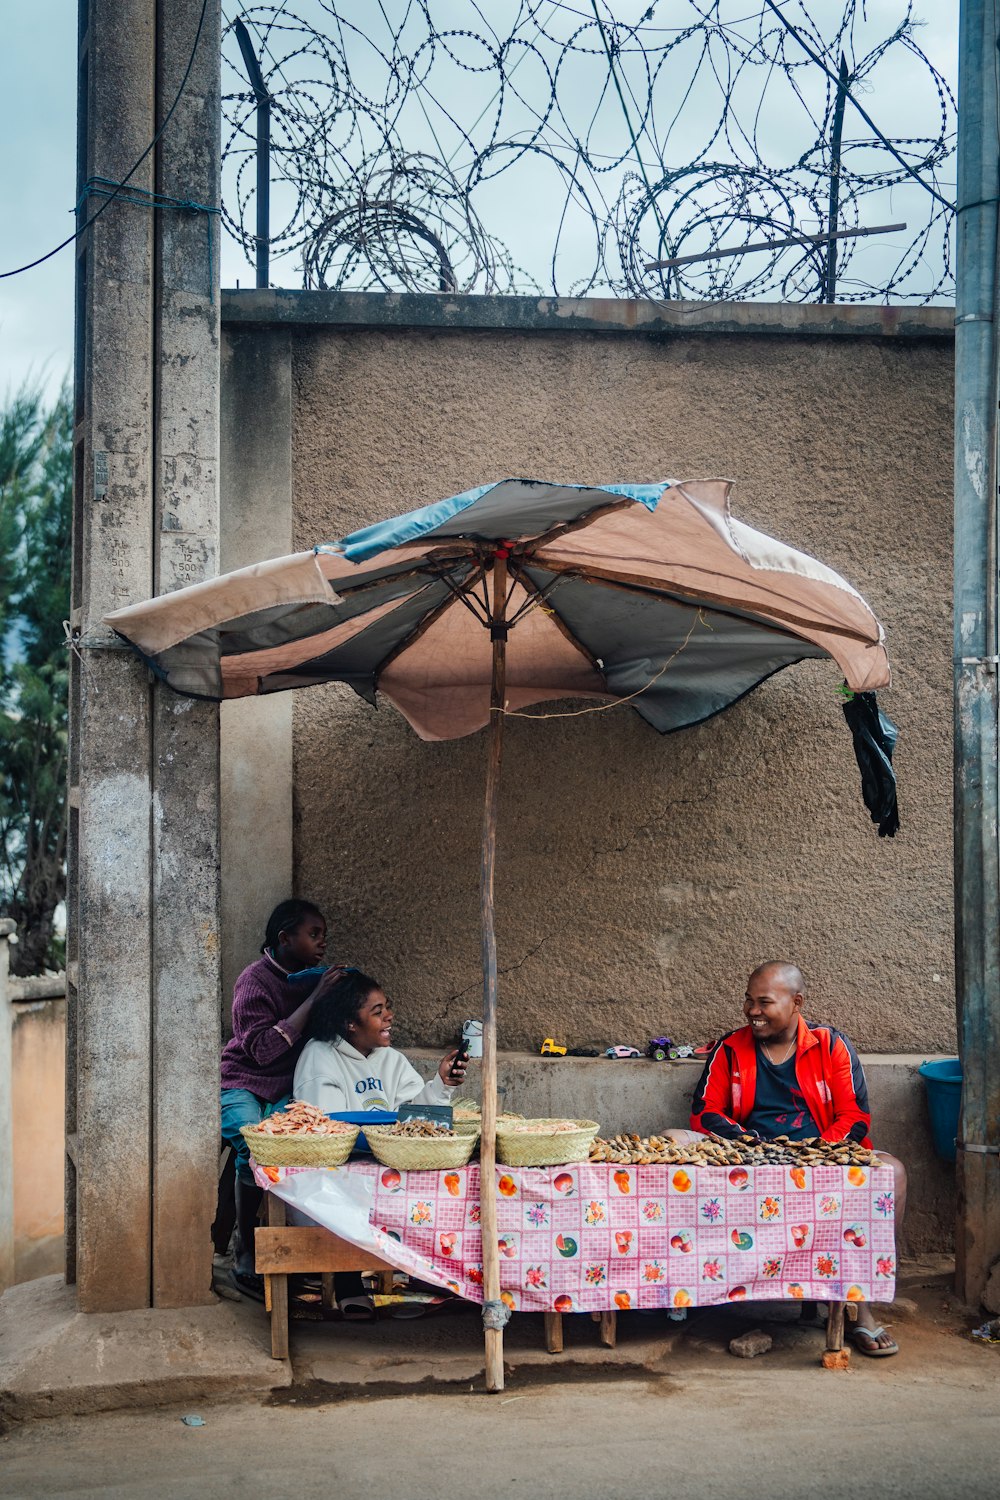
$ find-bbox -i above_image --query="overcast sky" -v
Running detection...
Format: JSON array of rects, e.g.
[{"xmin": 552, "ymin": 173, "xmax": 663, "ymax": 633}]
[{"xmin": 0, "ymin": 2, "xmax": 958, "ymax": 408}]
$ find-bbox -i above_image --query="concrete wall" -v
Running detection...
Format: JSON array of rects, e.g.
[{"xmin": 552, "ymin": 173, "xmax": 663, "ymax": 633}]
[
  {"xmin": 220, "ymin": 292, "xmax": 954, "ymax": 1057},
  {"xmin": 219, "ymin": 327, "xmax": 295, "ymax": 1017},
  {"xmin": 12, "ymin": 1000, "xmax": 66, "ymax": 1283}
]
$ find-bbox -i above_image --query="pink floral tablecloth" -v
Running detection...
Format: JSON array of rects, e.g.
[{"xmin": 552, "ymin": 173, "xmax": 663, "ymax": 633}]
[{"xmin": 371, "ymin": 1158, "xmax": 897, "ymax": 1314}]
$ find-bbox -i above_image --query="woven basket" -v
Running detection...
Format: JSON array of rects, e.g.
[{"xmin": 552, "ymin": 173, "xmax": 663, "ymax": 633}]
[
  {"xmin": 364, "ymin": 1127, "xmax": 478, "ymax": 1171},
  {"xmin": 495, "ymin": 1118, "xmax": 599, "ymax": 1167},
  {"xmin": 241, "ymin": 1122, "xmax": 359, "ymax": 1168},
  {"xmin": 452, "ymin": 1103, "xmax": 524, "ymax": 1137}
]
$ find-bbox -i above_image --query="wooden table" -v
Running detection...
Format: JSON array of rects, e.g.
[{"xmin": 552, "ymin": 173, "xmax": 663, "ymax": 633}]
[
  {"xmin": 256, "ymin": 1194, "xmax": 620, "ymax": 1361},
  {"xmin": 256, "ymin": 1195, "xmax": 848, "ymax": 1364}
]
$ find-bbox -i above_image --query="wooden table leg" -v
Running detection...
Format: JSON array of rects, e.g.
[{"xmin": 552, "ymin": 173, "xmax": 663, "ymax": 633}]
[
  {"xmin": 821, "ymin": 1300, "xmax": 850, "ymax": 1368},
  {"xmin": 599, "ymin": 1311, "xmax": 617, "ymax": 1349},
  {"xmin": 321, "ymin": 1273, "xmax": 335, "ymax": 1312},
  {"xmin": 263, "ymin": 1194, "xmax": 289, "ymax": 1361},
  {"xmin": 544, "ymin": 1311, "xmax": 563, "ymax": 1353},
  {"xmin": 826, "ymin": 1301, "xmax": 845, "ymax": 1350}
]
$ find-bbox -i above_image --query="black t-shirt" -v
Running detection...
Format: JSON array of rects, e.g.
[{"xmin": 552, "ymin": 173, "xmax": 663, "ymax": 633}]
[{"xmin": 745, "ymin": 1048, "xmax": 822, "ymax": 1140}]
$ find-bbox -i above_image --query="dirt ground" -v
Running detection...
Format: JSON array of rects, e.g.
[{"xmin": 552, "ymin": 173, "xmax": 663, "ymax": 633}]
[{"xmin": 2, "ymin": 1258, "xmax": 997, "ymax": 1500}]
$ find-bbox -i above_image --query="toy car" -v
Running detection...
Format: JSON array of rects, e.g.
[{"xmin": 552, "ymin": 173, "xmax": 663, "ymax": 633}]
[
  {"xmin": 540, "ymin": 1037, "xmax": 567, "ymax": 1056},
  {"xmin": 647, "ymin": 1036, "xmax": 673, "ymax": 1061},
  {"xmin": 668, "ymin": 1043, "xmax": 696, "ymax": 1060},
  {"xmin": 605, "ymin": 1045, "xmax": 641, "ymax": 1059}
]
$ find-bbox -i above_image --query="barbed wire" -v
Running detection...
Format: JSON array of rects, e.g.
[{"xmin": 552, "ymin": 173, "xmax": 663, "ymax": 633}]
[{"xmin": 220, "ymin": 1, "xmax": 955, "ymax": 304}]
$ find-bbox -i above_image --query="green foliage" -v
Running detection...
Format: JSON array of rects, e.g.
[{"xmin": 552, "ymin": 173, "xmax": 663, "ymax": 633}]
[{"xmin": 0, "ymin": 385, "xmax": 71, "ymax": 976}]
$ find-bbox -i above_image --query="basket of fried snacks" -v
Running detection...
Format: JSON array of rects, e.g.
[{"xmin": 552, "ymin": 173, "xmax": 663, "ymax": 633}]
[
  {"xmin": 364, "ymin": 1119, "xmax": 478, "ymax": 1170},
  {"xmin": 495, "ymin": 1117, "xmax": 600, "ymax": 1167},
  {"xmin": 241, "ymin": 1100, "xmax": 359, "ymax": 1167}
]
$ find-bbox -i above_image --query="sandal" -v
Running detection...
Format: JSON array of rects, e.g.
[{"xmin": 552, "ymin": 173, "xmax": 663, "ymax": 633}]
[
  {"xmin": 388, "ymin": 1300, "xmax": 429, "ymax": 1319},
  {"xmin": 847, "ymin": 1323, "xmax": 899, "ymax": 1357},
  {"xmin": 229, "ymin": 1267, "xmax": 266, "ymax": 1303},
  {"xmin": 338, "ymin": 1295, "xmax": 377, "ymax": 1323}
]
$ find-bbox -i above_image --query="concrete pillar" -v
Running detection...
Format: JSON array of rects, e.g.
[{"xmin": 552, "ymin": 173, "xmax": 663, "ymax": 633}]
[
  {"xmin": 219, "ymin": 328, "xmax": 294, "ymax": 1016},
  {"xmin": 70, "ymin": 0, "xmax": 158, "ymax": 1312},
  {"xmin": 0, "ymin": 920, "xmax": 16, "ymax": 1293},
  {"xmin": 150, "ymin": 0, "xmax": 222, "ymax": 1309},
  {"xmin": 70, "ymin": 0, "xmax": 221, "ymax": 1312}
]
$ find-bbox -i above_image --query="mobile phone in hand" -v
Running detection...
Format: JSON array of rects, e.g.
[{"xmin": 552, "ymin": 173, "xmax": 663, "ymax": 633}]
[{"xmin": 449, "ymin": 1037, "xmax": 470, "ymax": 1078}]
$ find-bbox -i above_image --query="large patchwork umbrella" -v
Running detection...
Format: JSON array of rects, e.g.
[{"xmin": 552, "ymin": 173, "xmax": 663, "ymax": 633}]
[{"xmin": 106, "ymin": 477, "xmax": 892, "ymax": 1388}]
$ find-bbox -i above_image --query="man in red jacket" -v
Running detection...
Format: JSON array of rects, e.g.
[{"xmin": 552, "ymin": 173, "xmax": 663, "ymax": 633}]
[{"xmin": 688, "ymin": 959, "xmax": 905, "ymax": 1356}]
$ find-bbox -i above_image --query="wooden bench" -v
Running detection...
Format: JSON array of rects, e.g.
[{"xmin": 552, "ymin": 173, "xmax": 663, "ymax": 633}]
[
  {"xmin": 255, "ymin": 1194, "xmax": 396, "ymax": 1360},
  {"xmin": 544, "ymin": 1310, "xmax": 617, "ymax": 1352}
]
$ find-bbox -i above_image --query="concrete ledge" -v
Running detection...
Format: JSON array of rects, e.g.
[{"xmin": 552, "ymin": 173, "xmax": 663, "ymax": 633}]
[
  {"xmin": 290, "ymin": 1303, "xmax": 686, "ymax": 1391},
  {"xmin": 409, "ymin": 1049, "xmax": 957, "ymax": 1257},
  {"xmin": 9, "ymin": 974, "xmax": 66, "ymax": 1003},
  {"xmin": 0, "ymin": 1277, "xmax": 290, "ymax": 1422},
  {"xmin": 221, "ymin": 288, "xmax": 954, "ymax": 341}
]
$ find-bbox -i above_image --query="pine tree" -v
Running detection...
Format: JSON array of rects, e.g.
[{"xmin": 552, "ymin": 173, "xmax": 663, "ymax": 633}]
[{"xmin": 0, "ymin": 386, "xmax": 71, "ymax": 975}]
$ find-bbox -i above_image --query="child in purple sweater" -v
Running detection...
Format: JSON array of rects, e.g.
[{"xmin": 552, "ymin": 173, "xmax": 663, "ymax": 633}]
[{"xmin": 221, "ymin": 898, "xmax": 345, "ymax": 1292}]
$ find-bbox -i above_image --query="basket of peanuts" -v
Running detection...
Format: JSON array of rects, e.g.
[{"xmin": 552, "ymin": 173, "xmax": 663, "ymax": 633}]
[
  {"xmin": 241, "ymin": 1100, "xmax": 360, "ymax": 1167},
  {"xmin": 363, "ymin": 1118, "xmax": 478, "ymax": 1171}
]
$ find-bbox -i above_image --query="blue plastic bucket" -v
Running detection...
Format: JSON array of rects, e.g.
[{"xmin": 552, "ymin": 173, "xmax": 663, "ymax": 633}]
[{"xmin": 918, "ymin": 1058, "xmax": 962, "ymax": 1163}]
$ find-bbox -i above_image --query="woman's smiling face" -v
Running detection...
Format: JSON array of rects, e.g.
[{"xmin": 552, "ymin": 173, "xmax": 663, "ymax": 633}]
[{"xmin": 347, "ymin": 988, "xmax": 394, "ymax": 1055}]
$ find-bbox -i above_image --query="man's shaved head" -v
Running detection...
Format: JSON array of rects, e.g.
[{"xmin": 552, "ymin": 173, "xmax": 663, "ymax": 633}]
[
  {"xmin": 749, "ymin": 960, "xmax": 805, "ymax": 996},
  {"xmin": 744, "ymin": 961, "xmax": 806, "ymax": 1045}
]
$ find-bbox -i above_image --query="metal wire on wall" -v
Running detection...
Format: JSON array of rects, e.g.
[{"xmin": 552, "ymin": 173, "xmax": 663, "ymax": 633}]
[{"xmin": 220, "ymin": 1, "xmax": 955, "ymax": 303}]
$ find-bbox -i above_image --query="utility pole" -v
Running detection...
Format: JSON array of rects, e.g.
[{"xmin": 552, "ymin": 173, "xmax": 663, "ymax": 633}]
[{"xmin": 953, "ymin": 0, "xmax": 1000, "ymax": 1306}]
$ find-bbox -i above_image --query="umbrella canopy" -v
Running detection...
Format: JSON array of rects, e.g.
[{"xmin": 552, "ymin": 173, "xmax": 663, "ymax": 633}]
[
  {"xmin": 105, "ymin": 477, "xmax": 892, "ymax": 1392},
  {"xmin": 105, "ymin": 478, "xmax": 889, "ymax": 735}
]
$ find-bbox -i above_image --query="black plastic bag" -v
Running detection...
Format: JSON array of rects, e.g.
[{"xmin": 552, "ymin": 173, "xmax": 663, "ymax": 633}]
[{"xmin": 842, "ymin": 689, "xmax": 899, "ymax": 838}]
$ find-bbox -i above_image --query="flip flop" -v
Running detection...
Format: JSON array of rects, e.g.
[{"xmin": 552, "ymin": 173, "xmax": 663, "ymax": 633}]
[
  {"xmin": 388, "ymin": 1300, "xmax": 429, "ymax": 1319},
  {"xmin": 847, "ymin": 1323, "xmax": 899, "ymax": 1357},
  {"xmin": 338, "ymin": 1295, "xmax": 377, "ymax": 1323},
  {"xmin": 229, "ymin": 1267, "xmax": 266, "ymax": 1303}
]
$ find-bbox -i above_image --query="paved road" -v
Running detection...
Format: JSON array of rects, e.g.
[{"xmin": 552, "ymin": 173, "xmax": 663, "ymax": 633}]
[{"xmin": 3, "ymin": 1326, "xmax": 997, "ymax": 1500}]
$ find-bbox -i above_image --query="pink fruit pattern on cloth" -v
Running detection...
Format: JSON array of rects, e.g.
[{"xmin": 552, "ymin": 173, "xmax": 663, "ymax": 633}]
[{"xmin": 366, "ymin": 1160, "xmax": 897, "ymax": 1314}]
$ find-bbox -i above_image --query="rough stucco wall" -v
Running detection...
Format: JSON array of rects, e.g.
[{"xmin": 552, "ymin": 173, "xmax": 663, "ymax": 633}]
[
  {"xmin": 13, "ymin": 1002, "xmax": 66, "ymax": 1282},
  {"xmin": 288, "ymin": 325, "xmax": 953, "ymax": 1057}
]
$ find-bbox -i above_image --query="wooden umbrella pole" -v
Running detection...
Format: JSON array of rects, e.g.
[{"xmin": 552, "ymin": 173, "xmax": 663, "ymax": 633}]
[{"xmin": 480, "ymin": 550, "xmax": 508, "ymax": 1393}]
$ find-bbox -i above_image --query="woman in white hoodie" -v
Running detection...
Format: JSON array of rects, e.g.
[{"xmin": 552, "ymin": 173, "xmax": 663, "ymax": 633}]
[
  {"xmin": 292, "ymin": 969, "xmax": 468, "ymax": 1320},
  {"xmin": 293, "ymin": 968, "xmax": 467, "ymax": 1116}
]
